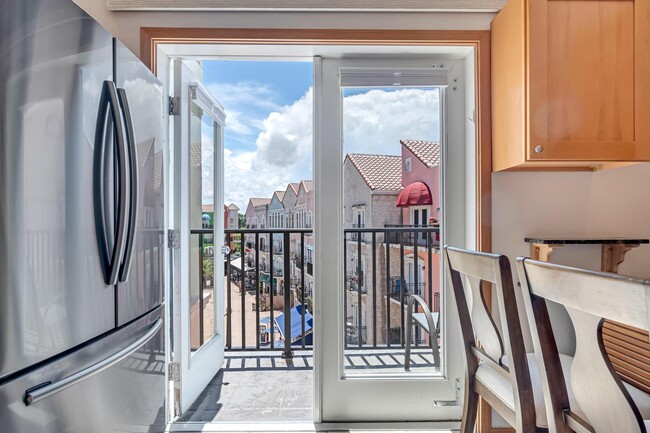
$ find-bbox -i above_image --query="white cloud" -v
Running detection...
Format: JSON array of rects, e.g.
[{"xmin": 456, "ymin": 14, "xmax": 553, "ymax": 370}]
[
  {"xmin": 343, "ymin": 88, "xmax": 440, "ymax": 155},
  {"xmin": 207, "ymin": 81, "xmax": 280, "ymax": 115},
  {"xmin": 223, "ymin": 109, "xmax": 253, "ymax": 135},
  {"xmin": 224, "ymin": 88, "xmax": 313, "ymax": 209}
]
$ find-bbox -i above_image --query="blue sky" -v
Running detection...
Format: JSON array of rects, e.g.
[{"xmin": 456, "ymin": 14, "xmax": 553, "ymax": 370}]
[
  {"xmin": 202, "ymin": 60, "xmax": 440, "ymax": 210},
  {"xmin": 204, "ymin": 61, "xmax": 312, "ymax": 106}
]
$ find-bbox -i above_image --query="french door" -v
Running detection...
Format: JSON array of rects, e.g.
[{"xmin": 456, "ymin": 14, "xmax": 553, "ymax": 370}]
[
  {"xmin": 314, "ymin": 57, "xmax": 468, "ymax": 422},
  {"xmin": 171, "ymin": 59, "xmax": 226, "ymax": 414}
]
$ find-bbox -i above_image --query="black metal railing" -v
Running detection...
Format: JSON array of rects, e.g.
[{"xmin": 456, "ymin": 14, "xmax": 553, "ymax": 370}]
[
  {"xmin": 384, "ymin": 224, "xmax": 440, "ymax": 247},
  {"xmin": 224, "ymin": 228, "xmax": 312, "ymax": 359},
  {"xmin": 343, "ymin": 226, "xmax": 441, "ymax": 349},
  {"xmin": 191, "ymin": 226, "xmax": 442, "ymax": 358}
]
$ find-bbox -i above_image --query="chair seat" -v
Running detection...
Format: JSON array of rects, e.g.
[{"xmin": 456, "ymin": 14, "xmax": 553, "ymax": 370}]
[
  {"xmin": 476, "ymin": 353, "xmax": 650, "ymax": 428},
  {"xmin": 411, "ymin": 312, "xmax": 439, "ymax": 333}
]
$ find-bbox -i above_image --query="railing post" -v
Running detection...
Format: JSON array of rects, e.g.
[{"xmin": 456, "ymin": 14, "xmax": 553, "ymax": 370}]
[
  {"xmin": 282, "ymin": 231, "xmax": 293, "ymax": 359},
  {"xmin": 199, "ymin": 233, "xmax": 204, "ymax": 346}
]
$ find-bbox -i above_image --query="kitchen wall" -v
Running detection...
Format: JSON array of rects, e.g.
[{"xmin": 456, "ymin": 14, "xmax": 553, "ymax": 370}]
[{"xmin": 493, "ymin": 163, "xmax": 650, "ymax": 353}]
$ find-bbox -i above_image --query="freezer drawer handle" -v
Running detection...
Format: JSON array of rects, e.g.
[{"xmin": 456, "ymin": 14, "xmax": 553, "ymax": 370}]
[
  {"xmin": 23, "ymin": 318, "xmax": 162, "ymax": 406},
  {"xmin": 116, "ymin": 87, "xmax": 139, "ymax": 283}
]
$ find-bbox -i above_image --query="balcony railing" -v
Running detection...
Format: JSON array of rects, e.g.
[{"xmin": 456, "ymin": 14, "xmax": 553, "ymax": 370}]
[
  {"xmin": 343, "ymin": 226, "xmax": 441, "ymax": 349},
  {"xmin": 192, "ymin": 226, "xmax": 441, "ymax": 359},
  {"xmin": 384, "ymin": 224, "xmax": 440, "ymax": 247},
  {"xmin": 225, "ymin": 228, "xmax": 312, "ymax": 359}
]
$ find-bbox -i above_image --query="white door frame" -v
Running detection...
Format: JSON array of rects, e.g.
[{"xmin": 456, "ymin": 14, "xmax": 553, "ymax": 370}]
[
  {"xmin": 155, "ymin": 44, "xmax": 478, "ymax": 426},
  {"xmin": 171, "ymin": 59, "xmax": 227, "ymax": 416},
  {"xmin": 314, "ymin": 57, "xmax": 473, "ymax": 422}
]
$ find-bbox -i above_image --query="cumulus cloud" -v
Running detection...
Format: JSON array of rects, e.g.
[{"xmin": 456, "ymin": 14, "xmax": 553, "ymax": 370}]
[
  {"xmin": 224, "ymin": 89, "xmax": 313, "ymax": 209},
  {"xmin": 343, "ymin": 88, "xmax": 440, "ymax": 156}
]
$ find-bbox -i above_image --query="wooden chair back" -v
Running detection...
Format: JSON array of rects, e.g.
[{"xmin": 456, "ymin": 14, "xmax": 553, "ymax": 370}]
[
  {"xmin": 517, "ymin": 258, "xmax": 650, "ymax": 433},
  {"xmin": 444, "ymin": 246, "xmax": 535, "ymax": 430}
]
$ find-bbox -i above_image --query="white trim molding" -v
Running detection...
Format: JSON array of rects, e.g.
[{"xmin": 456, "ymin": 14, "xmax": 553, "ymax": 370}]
[{"xmin": 108, "ymin": 0, "xmax": 506, "ymax": 12}]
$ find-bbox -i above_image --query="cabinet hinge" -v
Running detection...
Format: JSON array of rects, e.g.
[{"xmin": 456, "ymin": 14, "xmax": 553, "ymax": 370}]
[
  {"xmin": 168, "ymin": 96, "xmax": 181, "ymax": 116},
  {"xmin": 167, "ymin": 229, "xmax": 180, "ymax": 249},
  {"xmin": 168, "ymin": 362, "xmax": 180, "ymax": 381}
]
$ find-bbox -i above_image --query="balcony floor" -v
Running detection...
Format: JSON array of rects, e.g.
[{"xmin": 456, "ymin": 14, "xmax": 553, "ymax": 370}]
[{"xmin": 178, "ymin": 348, "xmax": 439, "ymax": 423}]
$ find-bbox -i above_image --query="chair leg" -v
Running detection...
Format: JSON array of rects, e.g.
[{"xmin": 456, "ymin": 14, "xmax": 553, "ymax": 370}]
[{"xmin": 460, "ymin": 380, "xmax": 479, "ymax": 433}]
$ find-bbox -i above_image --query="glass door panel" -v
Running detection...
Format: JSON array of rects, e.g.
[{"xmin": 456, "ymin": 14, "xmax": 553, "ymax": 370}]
[
  {"xmin": 189, "ymin": 97, "xmax": 219, "ymax": 353},
  {"xmin": 315, "ymin": 57, "xmax": 469, "ymax": 422},
  {"xmin": 172, "ymin": 59, "xmax": 226, "ymax": 414}
]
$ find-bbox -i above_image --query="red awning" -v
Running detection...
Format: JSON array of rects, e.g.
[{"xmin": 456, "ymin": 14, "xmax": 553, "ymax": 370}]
[{"xmin": 396, "ymin": 181, "xmax": 433, "ymax": 207}]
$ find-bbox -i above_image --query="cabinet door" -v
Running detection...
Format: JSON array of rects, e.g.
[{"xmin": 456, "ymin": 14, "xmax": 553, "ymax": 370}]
[{"xmin": 528, "ymin": 0, "xmax": 650, "ymax": 162}]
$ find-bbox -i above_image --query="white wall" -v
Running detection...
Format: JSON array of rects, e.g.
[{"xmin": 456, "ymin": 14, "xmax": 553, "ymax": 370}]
[
  {"xmin": 493, "ymin": 163, "xmax": 650, "ymax": 353},
  {"xmin": 73, "ymin": 0, "xmax": 494, "ymax": 56}
]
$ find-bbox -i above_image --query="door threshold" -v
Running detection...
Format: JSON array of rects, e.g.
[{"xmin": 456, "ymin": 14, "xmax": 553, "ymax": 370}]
[{"xmin": 167, "ymin": 420, "xmax": 460, "ymax": 432}]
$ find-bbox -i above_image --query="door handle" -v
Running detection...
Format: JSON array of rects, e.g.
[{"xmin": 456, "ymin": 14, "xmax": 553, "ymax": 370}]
[
  {"xmin": 93, "ymin": 80, "xmax": 128, "ymax": 286},
  {"xmin": 24, "ymin": 318, "xmax": 162, "ymax": 406},
  {"xmin": 117, "ymin": 88, "xmax": 138, "ymax": 283}
]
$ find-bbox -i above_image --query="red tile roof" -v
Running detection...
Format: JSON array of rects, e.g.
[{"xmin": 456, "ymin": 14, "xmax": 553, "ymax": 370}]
[
  {"xmin": 300, "ymin": 180, "xmax": 314, "ymax": 193},
  {"xmin": 202, "ymin": 204, "xmax": 214, "ymax": 212},
  {"xmin": 346, "ymin": 153, "xmax": 402, "ymax": 191},
  {"xmin": 274, "ymin": 190, "xmax": 286, "ymax": 201},
  {"xmin": 250, "ymin": 198, "xmax": 271, "ymax": 208},
  {"xmin": 288, "ymin": 183, "xmax": 300, "ymax": 195},
  {"xmin": 227, "ymin": 203, "xmax": 239, "ymax": 210},
  {"xmin": 400, "ymin": 139, "xmax": 440, "ymax": 168}
]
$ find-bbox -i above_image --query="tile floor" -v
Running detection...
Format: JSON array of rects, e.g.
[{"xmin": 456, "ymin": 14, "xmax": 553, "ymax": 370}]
[{"xmin": 177, "ymin": 348, "xmax": 438, "ymax": 424}]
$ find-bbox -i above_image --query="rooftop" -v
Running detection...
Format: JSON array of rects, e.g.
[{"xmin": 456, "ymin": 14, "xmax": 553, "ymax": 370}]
[
  {"xmin": 346, "ymin": 153, "xmax": 402, "ymax": 191},
  {"xmin": 400, "ymin": 139, "xmax": 440, "ymax": 168},
  {"xmin": 288, "ymin": 182, "xmax": 300, "ymax": 195},
  {"xmin": 273, "ymin": 190, "xmax": 286, "ymax": 201},
  {"xmin": 300, "ymin": 180, "xmax": 314, "ymax": 193},
  {"xmin": 250, "ymin": 198, "xmax": 271, "ymax": 208}
]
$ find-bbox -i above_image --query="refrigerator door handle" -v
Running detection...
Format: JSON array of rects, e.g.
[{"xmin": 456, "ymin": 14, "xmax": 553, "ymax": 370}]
[
  {"xmin": 93, "ymin": 80, "xmax": 129, "ymax": 286},
  {"xmin": 116, "ymin": 88, "xmax": 138, "ymax": 283},
  {"xmin": 23, "ymin": 318, "xmax": 163, "ymax": 406}
]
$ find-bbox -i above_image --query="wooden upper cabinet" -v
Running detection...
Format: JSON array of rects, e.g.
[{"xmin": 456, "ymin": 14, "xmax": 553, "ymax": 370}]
[{"xmin": 492, "ymin": 0, "xmax": 650, "ymax": 171}]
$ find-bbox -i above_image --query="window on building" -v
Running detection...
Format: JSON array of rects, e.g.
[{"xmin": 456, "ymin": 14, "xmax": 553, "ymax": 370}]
[{"xmin": 354, "ymin": 209, "xmax": 365, "ymax": 228}]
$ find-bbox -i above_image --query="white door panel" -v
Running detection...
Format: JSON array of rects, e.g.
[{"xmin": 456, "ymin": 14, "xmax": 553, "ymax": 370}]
[
  {"xmin": 314, "ymin": 57, "xmax": 469, "ymax": 421},
  {"xmin": 172, "ymin": 59, "xmax": 226, "ymax": 414}
]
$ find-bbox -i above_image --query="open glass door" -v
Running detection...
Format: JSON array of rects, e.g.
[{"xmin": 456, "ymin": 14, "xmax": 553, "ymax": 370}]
[
  {"xmin": 314, "ymin": 57, "xmax": 470, "ymax": 422},
  {"xmin": 171, "ymin": 59, "xmax": 226, "ymax": 415}
]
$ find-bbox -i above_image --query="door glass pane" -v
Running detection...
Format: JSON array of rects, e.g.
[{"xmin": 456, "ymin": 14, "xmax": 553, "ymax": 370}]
[
  {"xmin": 342, "ymin": 86, "xmax": 442, "ymax": 375},
  {"xmin": 189, "ymin": 98, "xmax": 218, "ymax": 355}
]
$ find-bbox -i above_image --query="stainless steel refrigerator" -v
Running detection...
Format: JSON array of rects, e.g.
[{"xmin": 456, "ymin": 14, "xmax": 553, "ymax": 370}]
[{"xmin": 0, "ymin": 0, "xmax": 166, "ymax": 431}]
